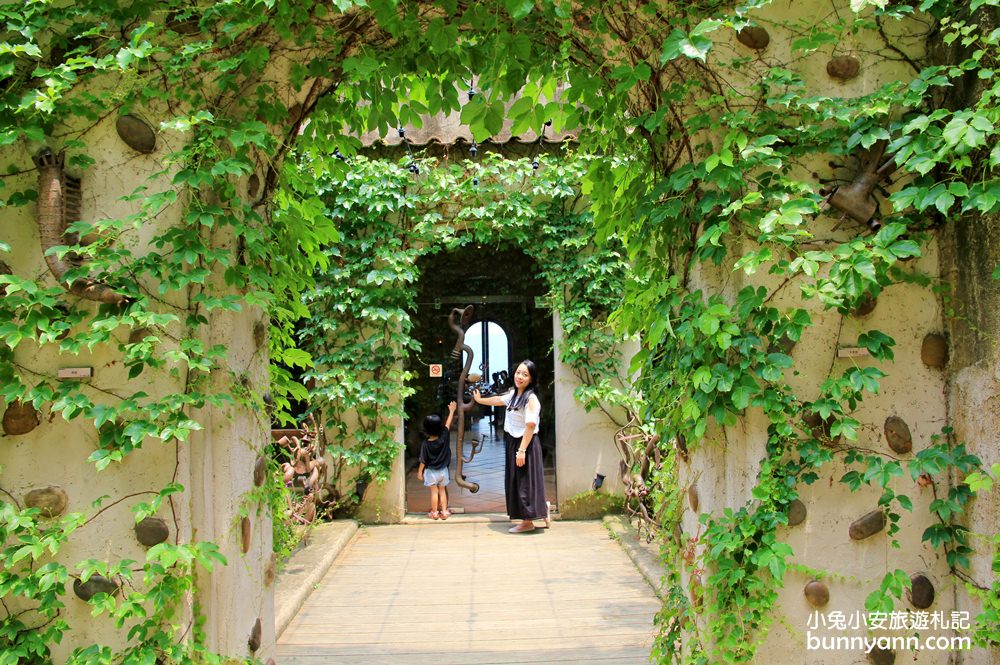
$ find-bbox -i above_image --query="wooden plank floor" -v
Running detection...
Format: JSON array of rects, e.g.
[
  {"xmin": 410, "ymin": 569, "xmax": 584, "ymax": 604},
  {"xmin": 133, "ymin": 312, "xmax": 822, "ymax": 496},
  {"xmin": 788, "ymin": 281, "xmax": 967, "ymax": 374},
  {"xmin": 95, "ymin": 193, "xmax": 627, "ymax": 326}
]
[{"xmin": 277, "ymin": 521, "xmax": 661, "ymax": 664}]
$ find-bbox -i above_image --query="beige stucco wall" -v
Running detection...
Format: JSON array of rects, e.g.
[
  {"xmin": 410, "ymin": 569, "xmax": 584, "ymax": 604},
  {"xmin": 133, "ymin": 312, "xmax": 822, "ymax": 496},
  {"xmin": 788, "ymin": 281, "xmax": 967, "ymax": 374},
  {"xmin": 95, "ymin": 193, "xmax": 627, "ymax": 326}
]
[
  {"xmin": 672, "ymin": 2, "xmax": 983, "ymax": 662},
  {"xmin": 0, "ymin": 109, "xmax": 274, "ymax": 660},
  {"xmin": 552, "ymin": 312, "xmax": 631, "ymax": 502}
]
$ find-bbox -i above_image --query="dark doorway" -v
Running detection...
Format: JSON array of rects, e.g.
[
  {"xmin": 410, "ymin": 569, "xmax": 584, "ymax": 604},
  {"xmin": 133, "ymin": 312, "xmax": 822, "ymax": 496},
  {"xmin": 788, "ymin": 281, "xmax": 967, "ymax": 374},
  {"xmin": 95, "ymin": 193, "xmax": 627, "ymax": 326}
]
[{"xmin": 404, "ymin": 243, "xmax": 556, "ymax": 514}]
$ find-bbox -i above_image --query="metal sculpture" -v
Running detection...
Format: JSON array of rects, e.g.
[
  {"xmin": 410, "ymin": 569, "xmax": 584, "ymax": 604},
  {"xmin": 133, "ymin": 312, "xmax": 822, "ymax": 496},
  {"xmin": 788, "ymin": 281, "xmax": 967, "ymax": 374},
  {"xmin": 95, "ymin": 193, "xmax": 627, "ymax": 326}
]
[
  {"xmin": 448, "ymin": 305, "xmax": 481, "ymax": 494},
  {"xmin": 33, "ymin": 150, "xmax": 127, "ymax": 304}
]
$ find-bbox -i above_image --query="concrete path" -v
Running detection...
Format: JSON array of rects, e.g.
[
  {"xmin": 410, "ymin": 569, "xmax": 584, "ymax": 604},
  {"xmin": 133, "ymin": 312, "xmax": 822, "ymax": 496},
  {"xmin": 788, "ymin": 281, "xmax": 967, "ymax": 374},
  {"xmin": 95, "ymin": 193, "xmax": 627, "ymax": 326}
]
[{"xmin": 276, "ymin": 520, "xmax": 662, "ymax": 664}]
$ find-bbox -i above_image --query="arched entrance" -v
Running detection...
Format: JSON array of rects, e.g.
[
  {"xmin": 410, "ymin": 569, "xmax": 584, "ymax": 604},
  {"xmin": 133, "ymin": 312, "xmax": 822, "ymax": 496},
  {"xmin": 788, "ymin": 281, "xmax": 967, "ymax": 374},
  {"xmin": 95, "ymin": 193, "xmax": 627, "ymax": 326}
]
[{"xmin": 404, "ymin": 243, "xmax": 557, "ymax": 514}]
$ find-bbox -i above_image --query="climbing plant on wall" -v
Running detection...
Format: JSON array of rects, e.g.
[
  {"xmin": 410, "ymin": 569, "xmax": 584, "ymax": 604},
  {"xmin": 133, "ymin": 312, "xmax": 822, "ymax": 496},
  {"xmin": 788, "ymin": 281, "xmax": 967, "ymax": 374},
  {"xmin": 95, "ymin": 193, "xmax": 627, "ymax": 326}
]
[
  {"xmin": 285, "ymin": 151, "xmax": 634, "ymax": 490},
  {"xmin": 1, "ymin": 0, "xmax": 998, "ymax": 661}
]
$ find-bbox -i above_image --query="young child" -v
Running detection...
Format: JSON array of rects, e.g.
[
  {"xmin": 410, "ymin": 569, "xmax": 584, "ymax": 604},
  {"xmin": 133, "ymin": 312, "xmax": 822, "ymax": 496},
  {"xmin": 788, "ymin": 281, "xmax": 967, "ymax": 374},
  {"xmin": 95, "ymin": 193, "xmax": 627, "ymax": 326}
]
[{"xmin": 418, "ymin": 400, "xmax": 456, "ymax": 520}]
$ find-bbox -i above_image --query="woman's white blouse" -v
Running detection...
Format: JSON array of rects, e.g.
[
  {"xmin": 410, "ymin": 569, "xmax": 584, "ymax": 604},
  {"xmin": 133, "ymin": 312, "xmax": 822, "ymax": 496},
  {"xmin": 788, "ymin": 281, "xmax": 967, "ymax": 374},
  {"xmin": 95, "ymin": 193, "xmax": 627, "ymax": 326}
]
[{"xmin": 501, "ymin": 390, "xmax": 540, "ymax": 437}]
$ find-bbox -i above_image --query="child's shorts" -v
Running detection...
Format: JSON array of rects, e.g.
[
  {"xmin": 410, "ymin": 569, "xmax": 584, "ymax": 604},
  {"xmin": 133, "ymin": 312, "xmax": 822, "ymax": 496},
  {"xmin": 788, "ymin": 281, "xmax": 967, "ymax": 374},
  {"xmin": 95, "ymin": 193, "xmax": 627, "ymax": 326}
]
[{"xmin": 423, "ymin": 467, "xmax": 449, "ymax": 487}]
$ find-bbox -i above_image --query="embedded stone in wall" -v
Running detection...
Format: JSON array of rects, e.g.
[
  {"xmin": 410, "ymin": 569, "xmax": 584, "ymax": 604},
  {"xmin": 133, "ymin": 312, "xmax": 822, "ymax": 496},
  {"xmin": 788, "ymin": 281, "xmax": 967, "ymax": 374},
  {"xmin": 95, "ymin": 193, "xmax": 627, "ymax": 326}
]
[
  {"xmin": 827, "ymin": 55, "xmax": 861, "ymax": 81},
  {"xmin": 908, "ymin": 573, "xmax": 935, "ymax": 609},
  {"xmin": 264, "ymin": 552, "xmax": 278, "ymax": 587},
  {"xmin": 689, "ymin": 572, "xmax": 703, "ymax": 611},
  {"xmin": 921, "ymin": 333, "xmax": 949, "ymax": 368},
  {"xmin": 3, "ymin": 400, "xmax": 40, "ymax": 435},
  {"xmin": 787, "ymin": 499, "xmax": 807, "ymax": 526},
  {"xmin": 767, "ymin": 334, "xmax": 796, "ymax": 356},
  {"xmin": 115, "ymin": 114, "xmax": 157, "ymax": 154},
  {"xmin": 241, "ymin": 516, "xmax": 252, "ymax": 553},
  {"xmin": 687, "ymin": 484, "xmax": 699, "ymax": 512},
  {"xmin": 804, "ymin": 580, "xmax": 830, "ymax": 607},
  {"xmin": 883, "ymin": 416, "xmax": 912, "ymax": 454},
  {"xmin": 868, "ymin": 646, "xmax": 895, "ymax": 665},
  {"xmin": 73, "ymin": 575, "xmax": 118, "ymax": 601},
  {"xmin": 852, "ymin": 294, "xmax": 877, "ymax": 317},
  {"xmin": 248, "ymin": 617, "xmax": 262, "ymax": 652},
  {"xmin": 248, "ymin": 172, "xmax": 261, "ymax": 198},
  {"xmin": 736, "ymin": 26, "xmax": 770, "ymax": 50},
  {"xmin": 24, "ymin": 486, "xmax": 69, "ymax": 517},
  {"xmin": 254, "ymin": 456, "xmax": 267, "ymax": 486},
  {"xmin": 803, "ymin": 410, "xmax": 841, "ymax": 446},
  {"xmin": 134, "ymin": 517, "xmax": 170, "ymax": 546},
  {"xmin": 253, "ymin": 320, "xmax": 267, "ymax": 349},
  {"xmin": 128, "ymin": 327, "xmax": 151, "ymax": 345},
  {"xmin": 849, "ymin": 509, "xmax": 886, "ymax": 540}
]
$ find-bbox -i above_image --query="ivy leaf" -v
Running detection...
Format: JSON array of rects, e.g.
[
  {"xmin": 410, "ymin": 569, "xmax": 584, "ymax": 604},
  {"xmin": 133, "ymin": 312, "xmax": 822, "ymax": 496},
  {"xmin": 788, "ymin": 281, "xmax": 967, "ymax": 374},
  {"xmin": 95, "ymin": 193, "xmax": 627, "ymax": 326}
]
[{"xmin": 504, "ymin": 0, "xmax": 534, "ymax": 19}]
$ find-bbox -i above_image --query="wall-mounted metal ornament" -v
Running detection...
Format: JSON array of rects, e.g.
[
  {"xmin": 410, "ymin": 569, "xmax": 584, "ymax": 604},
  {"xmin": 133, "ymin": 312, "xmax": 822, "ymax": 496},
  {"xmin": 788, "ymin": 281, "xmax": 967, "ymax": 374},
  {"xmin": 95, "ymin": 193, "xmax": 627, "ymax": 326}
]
[
  {"xmin": 826, "ymin": 140, "xmax": 897, "ymax": 226},
  {"xmin": 74, "ymin": 575, "xmax": 118, "ymax": 601},
  {"xmin": 849, "ymin": 509, "xmax": 886, "ymax": 540},
  {"xmin": 921, "ymin": 333, "xmax": 948, "ymax": 368},
  {"xmin": 804, "ymin": 580, "xmax": 830, "ymax": 607},
  {"xmin": 248, "ymin": 617, "xmax": 262, "ymax": 652},
  {"xmin": 736, "ymin": 26, "xmax": 770, "ymax": 50},
  {"xmin": 907, "ymin": 573, "xmax": 935, "ymax": 609},
  {"xmin": 134, "ymin": 517, "xmax": 170, "ymax": 546},
  {"xmin": 115, "ymin": 114, "xmax": 157, "ymax": 154},
  {"xmin": 883, "ymin": 416, "xmax": 913, "ymax": 454},
  {"xmin": 241, "ymin": 516, "xmax": 252, "ymax": 553},
  {"xmin": 787, "ymin": 499, "xmax": 807, "ymax": 526},
  {"xmin": 24, "ymin": 486, "xmax": 69, "ymax": 517},
  {"xmin": 827, "ymin": 55, "xmax": 861, "ymax": 81},
  {"xmin": 3, "ymin": 400, "xmax": 40, "ymax": 435},
  {"xmin": 34, "ymin": 150, "xmax": 127, "ymax": 304}
]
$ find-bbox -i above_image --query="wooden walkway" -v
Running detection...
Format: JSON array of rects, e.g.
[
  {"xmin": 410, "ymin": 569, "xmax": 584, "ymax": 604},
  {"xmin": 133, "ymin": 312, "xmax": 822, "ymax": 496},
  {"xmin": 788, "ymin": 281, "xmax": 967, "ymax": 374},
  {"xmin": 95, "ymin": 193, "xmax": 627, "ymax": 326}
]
[{"xmin": 276, "ymin": 520, "xmax": 661, "ymax": 664}]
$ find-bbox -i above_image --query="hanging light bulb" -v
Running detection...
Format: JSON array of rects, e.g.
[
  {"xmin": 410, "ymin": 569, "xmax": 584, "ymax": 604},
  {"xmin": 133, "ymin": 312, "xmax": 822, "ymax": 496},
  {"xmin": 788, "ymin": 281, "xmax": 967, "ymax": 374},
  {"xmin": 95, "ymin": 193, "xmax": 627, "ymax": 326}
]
[{"xmin": 397, "ymin": 126, "xmax": 405, "ymax": 138}]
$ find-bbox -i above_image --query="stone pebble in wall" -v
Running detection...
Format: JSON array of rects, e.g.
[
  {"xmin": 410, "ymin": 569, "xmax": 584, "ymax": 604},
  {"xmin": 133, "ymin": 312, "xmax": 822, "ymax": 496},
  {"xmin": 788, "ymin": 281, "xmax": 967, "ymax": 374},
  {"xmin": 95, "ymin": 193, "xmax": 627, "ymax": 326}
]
[
  {"xmin": 883, "ymin": 416, "xmax": 912, "ymax": 454},
  {"xmin": 787, "ymin": 499, "xmax": 807, "ymax": 526},
  {"xmin": 3, "ymin": 400, "xmax": 40, "ymax": 435},
  {"xmin": 868, "ymin": 645, "xmax": 895, "ymax": 665},
  {"xmin": 248, "ymin": 617, "xmax": 262, "ymax": 652},
  {"xmin": 241, "ymin": 516, "xmax": 252, "ymax": 553},
  {"xmin": 827, "ymin": 55, "xmax": 862, "ymax": 81},
  {"xmin": 74, "ymin": 575, "xmax": 119, "ymax": 601},
  {"xmin": 804, "ymin": 580, "xmax": 830, "ymax": 607},
  {"xmin": 687, "ymin": 484, "xmax": 699, "ymax": 512},
  {"xmin": 134, "ymin": 517, "xmax": 170, "ymax": 546},
  {"xmin": 24, "ymin": 486, "xmax": 69, "ymax": 517},
  {"xmin": 849, "ymin": 509, "xmax": 886, "ymax": 540},
  {"xmin": 803, "ymin": 410, "xmax": 842, "ymax": 446},
  {"xmin": 736, "ymin": 26, "xmax": 770, "ymax": 50},
  {"xmin": 264, "ymin": 552, "xmax": 278, "ymax": 587},
  {"xmin": 254, "ymin": 456, "xmax": 268, "ymax": 486},
  {"xmin": 852, "ymin": 294, "xmax": 877, "ymax": 317},
  {"xmin": 907, "ymin": 573, "xmax": 935, "ymax": 609},
  {"xmin": 921, "ymin": 333, "xmax": 949, "ymax": 368},
  {"xmin": 115, "ymin": 114, "xmax": 157, "ymax": 154}
]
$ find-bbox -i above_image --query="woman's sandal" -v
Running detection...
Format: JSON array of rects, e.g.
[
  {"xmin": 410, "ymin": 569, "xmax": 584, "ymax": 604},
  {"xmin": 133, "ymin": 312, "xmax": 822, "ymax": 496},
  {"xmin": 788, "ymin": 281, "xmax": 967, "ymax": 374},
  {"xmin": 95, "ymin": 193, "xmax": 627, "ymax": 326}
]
[
  {"xmin": 439, "ymin": 508, "xmax": 451, "ymax": 519},
  {"xmin": 428, "ymin": 510, "xmax": 440, "ymax": 520}
]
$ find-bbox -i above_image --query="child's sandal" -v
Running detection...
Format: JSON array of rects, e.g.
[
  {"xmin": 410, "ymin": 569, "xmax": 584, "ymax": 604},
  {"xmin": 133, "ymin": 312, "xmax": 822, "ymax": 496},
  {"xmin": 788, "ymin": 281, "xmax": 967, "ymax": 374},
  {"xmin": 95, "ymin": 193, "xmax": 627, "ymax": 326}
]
[
  {"xmin": 439, "ymin": 509, "xmax": 451, "ymax": 519},
  {"xmin": 428, "ymin": 510, "xmax": 440, "ymax": 520}
]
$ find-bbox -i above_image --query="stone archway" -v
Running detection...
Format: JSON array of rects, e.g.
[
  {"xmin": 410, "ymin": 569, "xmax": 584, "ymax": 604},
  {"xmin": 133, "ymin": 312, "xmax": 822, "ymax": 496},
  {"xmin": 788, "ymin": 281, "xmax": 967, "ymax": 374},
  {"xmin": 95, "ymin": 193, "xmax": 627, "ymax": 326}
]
[{"xmin": 404, "ymin": 243, "xmax": 557, "ymax": 514}]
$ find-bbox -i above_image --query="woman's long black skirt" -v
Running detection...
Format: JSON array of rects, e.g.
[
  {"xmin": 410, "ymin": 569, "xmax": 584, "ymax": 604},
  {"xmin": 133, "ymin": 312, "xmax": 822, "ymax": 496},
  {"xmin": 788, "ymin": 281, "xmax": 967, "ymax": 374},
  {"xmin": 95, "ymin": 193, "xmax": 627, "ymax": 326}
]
[{"xmin": 504, "ymin": 432, "xmax": 547, "ymax": 520}]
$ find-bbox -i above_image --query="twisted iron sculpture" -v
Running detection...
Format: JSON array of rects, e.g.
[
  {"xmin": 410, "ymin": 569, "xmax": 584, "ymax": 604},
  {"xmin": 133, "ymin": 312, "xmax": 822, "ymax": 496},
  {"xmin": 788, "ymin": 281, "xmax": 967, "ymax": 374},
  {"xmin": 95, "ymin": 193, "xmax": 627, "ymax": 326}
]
[{"xmin": 448, "ymin": 305, "xmax": 481, "ymax": 494}]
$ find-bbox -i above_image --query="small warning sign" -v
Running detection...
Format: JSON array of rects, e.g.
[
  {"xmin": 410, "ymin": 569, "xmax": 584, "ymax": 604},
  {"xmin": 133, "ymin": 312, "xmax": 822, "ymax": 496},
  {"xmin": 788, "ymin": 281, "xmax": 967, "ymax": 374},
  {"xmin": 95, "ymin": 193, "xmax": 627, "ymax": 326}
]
[{"xmin": 429, "ymin": 364, "xmax": 443, "ymax": 378}]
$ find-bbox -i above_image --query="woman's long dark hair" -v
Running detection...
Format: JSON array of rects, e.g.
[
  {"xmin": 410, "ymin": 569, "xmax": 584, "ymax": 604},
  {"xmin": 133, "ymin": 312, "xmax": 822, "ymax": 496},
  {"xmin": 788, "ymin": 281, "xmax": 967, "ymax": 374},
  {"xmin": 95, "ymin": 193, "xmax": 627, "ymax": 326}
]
[{"xmin": 507, "ymin": 359, "xmax": 538, "ymax": 411}]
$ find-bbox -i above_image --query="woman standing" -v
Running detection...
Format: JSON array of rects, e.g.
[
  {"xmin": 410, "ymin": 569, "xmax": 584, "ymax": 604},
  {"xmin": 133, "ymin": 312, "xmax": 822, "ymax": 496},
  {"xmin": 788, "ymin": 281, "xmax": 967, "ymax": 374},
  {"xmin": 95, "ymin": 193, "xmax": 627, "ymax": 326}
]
[{"xmin": 473, "ymin": 360, "xmax": 549, "ymax": 533}]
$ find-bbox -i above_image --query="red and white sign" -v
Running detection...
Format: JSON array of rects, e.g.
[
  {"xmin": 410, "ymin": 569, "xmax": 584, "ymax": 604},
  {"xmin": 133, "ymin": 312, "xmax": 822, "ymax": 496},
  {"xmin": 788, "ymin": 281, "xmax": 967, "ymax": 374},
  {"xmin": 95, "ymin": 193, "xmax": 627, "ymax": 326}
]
[{"xmin": 428, "ymin": 364, "xmax": 443, "ymax": 378}]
